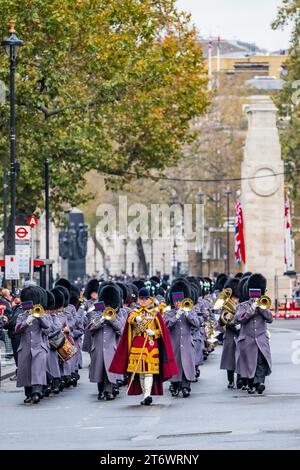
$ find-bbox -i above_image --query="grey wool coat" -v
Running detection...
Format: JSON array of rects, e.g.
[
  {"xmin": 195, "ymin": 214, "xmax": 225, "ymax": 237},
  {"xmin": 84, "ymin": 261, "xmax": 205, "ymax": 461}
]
[
  {"xmin": 15, "ymin": 312, "xmax": 51, "ymax": 387},
  {"xmin": 234, "ymin": 300, "xmax": 273, "ymax": 378},
  {"xmin": 46, "ymin": 313, "xmax": 64, "ymax": 379},
  {"xmin": 88, "ymin": 311, "xmax": 125, "ymax": 384},
  {"xmin": 164, "ymin": 308, "xmax": 200, "ymax": 382},
  {"xmin": 219, "ymin": 322, "xmax": 239, "ymax": 371},
  {"xmin": 191, "ymin": 300, "xmax": 206, "ymax": 367},
  {"xmin": 82, "ymin": 300, "xmax": 96, "ymax": 353}
]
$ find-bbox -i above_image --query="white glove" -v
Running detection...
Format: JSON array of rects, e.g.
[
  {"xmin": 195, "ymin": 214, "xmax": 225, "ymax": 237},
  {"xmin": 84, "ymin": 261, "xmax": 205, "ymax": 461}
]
[
  {"xmin": 146, "ymin": 328, "xmax": 155, "ymax": 336},
  {"xmin": 251, "ymin": 300, "xmax": 258, "ymax": 314},
  {"xmin": 135, "ymin": 316, "xmax": 142, "ymax": 323},
  {"xmin": 26, "ymin": 315, "xmax": 34, "ymax": 325}
]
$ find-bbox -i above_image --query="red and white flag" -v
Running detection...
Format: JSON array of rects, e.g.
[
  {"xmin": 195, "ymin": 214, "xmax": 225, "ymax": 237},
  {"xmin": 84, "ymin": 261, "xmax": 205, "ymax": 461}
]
[
  {"xmin": 234, "ymin": 198, "xmax": 246, "ymax": 265},
  {"xmin": 284, "ymin": 198, "xmax": 295, "ymax": 271}
]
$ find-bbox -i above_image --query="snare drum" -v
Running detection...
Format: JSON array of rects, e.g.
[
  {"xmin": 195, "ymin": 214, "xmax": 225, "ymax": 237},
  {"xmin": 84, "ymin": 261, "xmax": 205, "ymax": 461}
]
[{"xmin": 57, "ymin": 335, "xmax": 77, "ymax": 362}]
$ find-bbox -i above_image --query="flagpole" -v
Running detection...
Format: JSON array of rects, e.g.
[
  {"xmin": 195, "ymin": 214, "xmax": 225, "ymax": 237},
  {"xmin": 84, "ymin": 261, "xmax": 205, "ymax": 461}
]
[
  {"xmin": 208, "ymin": 38, "xmax": 212, "ymax": 91},
  {"xmin": 217, "ymin": 36, "xmax": 221, "ymax": 73}
]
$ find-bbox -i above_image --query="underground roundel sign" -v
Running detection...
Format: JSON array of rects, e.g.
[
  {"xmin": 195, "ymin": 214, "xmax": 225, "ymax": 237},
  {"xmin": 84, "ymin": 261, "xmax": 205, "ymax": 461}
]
[{"xmin": 28, "ymin": 215, "xmax": 38, "ymax": 228}]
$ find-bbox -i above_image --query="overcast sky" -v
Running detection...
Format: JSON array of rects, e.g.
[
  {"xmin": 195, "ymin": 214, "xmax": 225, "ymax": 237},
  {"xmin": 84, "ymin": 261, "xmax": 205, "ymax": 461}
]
[{"xmin": 176, "ymin": 0, "xmax": 292, "ymax": 51}]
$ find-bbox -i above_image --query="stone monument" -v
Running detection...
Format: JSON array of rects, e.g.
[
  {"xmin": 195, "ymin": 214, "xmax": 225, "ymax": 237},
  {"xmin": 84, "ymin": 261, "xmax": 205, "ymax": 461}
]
[{"xmin": 241, "ymin": 96, "xmax": 288, "ymax": 300}]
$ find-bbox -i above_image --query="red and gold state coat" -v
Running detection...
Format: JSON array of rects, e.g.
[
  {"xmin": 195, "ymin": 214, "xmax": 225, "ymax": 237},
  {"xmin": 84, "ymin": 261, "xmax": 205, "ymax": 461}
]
[{"xmin": 109, "ymin": 307, "xmax": 178, "ymax": 395}]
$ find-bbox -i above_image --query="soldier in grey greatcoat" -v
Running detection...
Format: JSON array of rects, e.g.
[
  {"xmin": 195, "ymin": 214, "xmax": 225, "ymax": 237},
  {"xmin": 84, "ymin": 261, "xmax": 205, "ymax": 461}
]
[
  {"xmin": 15, "ymin": 286, "xmax": 51, "ymax": 404},
  {"xmin": 45, "ymin": 290, "xmax": 63, "ymax": 394},
  {"xmin": 164, "ymin": 280, "xmax": 200, "ymax": 398},
  {"xmin": 82, "ymin": 279, "xmax": 99, "ymax": 354},
  {"xmin": 69, "ymin": 288, "xmax": 84, "ymax": 381},
  {"xmin": 234, "ymin": 273, "xmax": 273, "ymax": 395},
  {"xmin": 219, "ymin": 278, "xmax": 241, "ymax": 388},
  {"xmin": 88, "ymin": 284, "xmax": 125, "ymax": 400}
]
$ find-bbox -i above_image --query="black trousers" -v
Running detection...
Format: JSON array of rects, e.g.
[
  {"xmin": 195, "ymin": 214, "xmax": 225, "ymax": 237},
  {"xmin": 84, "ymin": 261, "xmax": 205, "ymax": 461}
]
[
  {"xmin": 172, "ymin": 372, "xmax": 191, "ymax": 390},
  {"xmin": 24, "ymin": 385, "xmax": 43, "ymax": 397},
  {"xmin": 254, "ymin": 350, "xmax": 270, "ymax": 385},
  {"xmin": 10, "ymin": 335, "xmax": 20, "ymax": 367}
]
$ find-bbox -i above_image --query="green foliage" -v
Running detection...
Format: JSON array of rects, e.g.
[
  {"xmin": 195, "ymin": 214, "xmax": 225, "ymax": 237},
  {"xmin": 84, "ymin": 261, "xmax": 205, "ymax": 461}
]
[
  {"xmin": 273, "ymin": 0, "xmax": 300, "ymax": 198},
  {"xmin": 0, "ymin": 0, "xmax": 209, "ymax": 222}
]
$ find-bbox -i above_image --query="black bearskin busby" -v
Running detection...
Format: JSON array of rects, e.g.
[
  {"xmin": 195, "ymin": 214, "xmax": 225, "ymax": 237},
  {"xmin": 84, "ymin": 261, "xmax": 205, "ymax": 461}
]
[
  {"xmin": 99, "ymin": 284, "xmax": 121, "ymax": 310},
  {"xmin": 56, "ymin": 285, "xmax": 70, "ymax": 307},
  {"xmin": 85, "ymin": 279, "xmax": 100, "ymax": 300},
  {"xmin": 20, "ymin": 286, "xmax": 41, "ymax": 306},
  {"xmin": 51, "ymin": 288, "xmax": 65, "ymax": 310},
  {"xmin": 46, "ymin": 290, "xmax": 55, "ymax": 311},
  {"xmin": 224, "ymin": 278, "xmax": 240, "ymax": 299},
  {"xmin": 247, "ymin": 273, "xmax": 267, "ymax": 296},
  {"xmin": 55, "ymin": 278, "xmax": 72, "ymax": 292},
  {"xmin": 214, "ymin": 273, "xmax": 228, "ymax": 292}
]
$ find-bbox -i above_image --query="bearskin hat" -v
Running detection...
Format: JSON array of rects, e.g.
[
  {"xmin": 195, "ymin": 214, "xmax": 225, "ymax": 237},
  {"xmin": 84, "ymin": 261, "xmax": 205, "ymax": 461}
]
[
  {"xmin": 116, "ymin": 282, "xmax": 130, "ymax": 304},
  {"xmin": 51, "ymin": 288, "xmax": 65, "ymax": 309},
  {"xmin": 170, "ymin": 279, "xmax": 191, "ymax": 303},
  {"xmin": 69, "ymin": 289, "xmax": 80, "ymax": 307},
  {"xmin": 214, "ymin": 273, "xmax": 228, "ymax": 292},
  {"xmin": 234, "ymin": 272, "xmax": 243, "ymax": 280},
  {"xmin": 56, "ymin": 285, "xmax": 70, "ymax": 307},
  {"xmin": 20, "ymin": 286, "xmax": 41, "ymax": 306},
  {"xmin": 127, "ymin": 283, "xmax": 139, "ymax": 302},
  {"xmin": 190, "ymin": 286, "xmax": 198, "ymax": 305},
  {"xmin": 150, "ymin": 276, "xmax": 160, "ymax": 284},
  {"xmin": 238, "ymin": 276, "xmax": 251, "ymax": 303},
  {"xmin": 71, "ymin": 284, "xmax": 81, "ymax": 296},
  {"xmin": 34, "ymin": 286, "xmax": 47, "ymax": 308},
  {"xmin": 55, "ymin": 278, "xmax": 72, "ymax": 292},
  {"xmin": 84, "ymin": 279, "xmax": 100, "ymax": 300},
  {"xmin": 241, "ymin": 271, "xmax": 252, "ymax": 280},
  {"xmin": 247, "ymin": 273, "xmax": 267, "ymax": 296},
  {"xmin": 224, "ymin": 278, "xmax": 240, "ymax": 299},
  {"xmin": 132, "ymin": 280, "xmax": 146, "ymax": 290},
  {"xmin": 46, "ymin": 290, "xmax": 55, "ymax": 311},
  {"xmin": 99, "ymin": 284, "xmax": 121, "ymax": 310}
]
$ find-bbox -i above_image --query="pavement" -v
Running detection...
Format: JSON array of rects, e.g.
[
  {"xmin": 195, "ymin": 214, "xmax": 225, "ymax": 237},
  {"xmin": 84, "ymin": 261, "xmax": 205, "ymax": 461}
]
[{"xmin": 1, "ymin": 319, "xmax": 300, "ymax": 450}]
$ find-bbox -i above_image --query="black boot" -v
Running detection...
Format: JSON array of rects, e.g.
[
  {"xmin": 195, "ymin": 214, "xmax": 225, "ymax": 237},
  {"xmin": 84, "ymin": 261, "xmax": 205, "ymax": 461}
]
[
  {"xmin": 141, "ymin": 396, "xmax": 152, "ymax": 406},
  {"xmin": 182, "ymin": 388, "xmax": 190, "ymax": 398},
  {"xmin": 31, "ymin": 393, "xmax": 40, "ymax": 404},
  {"xmin": 256, "ymin": 383, "xmax": 265, "ymax": 395}
]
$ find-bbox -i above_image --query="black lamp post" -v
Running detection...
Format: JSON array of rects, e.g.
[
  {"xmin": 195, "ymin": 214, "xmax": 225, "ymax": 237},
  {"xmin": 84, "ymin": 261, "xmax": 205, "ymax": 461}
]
[
  {"xmin": 197, "ymin": 191, "xmax": 205, "ymax": 276},
  {"xmin": 1, "ymin": 20, "xmax": 23, "ymax": 257},
  {"xmin": 45, "ymin": 158, "xmax": 50, "ymax": 259},
  {"xmin": 224, "ymin": 188, "xmax": 232, "ymax": 275}
]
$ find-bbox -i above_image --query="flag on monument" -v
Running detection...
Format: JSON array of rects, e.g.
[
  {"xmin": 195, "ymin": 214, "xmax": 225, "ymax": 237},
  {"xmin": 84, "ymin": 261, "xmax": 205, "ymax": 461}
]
[
  {"xmin": 234, "ymin": 198, "xmax": 246, "ymax": 265},
  {"xmin": 217, "ymin": 36, "xmax": 221, "ymax": 50},
  {"xmin": 284, "ymin": 197, "xmax": 295, "ymax": 270}
]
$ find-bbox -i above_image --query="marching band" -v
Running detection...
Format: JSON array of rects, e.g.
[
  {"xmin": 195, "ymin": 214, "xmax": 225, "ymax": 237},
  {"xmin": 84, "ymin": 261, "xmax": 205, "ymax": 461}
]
[{"xmin": 0, "ymin": 272, "xmax": 273, "ymax": 405}]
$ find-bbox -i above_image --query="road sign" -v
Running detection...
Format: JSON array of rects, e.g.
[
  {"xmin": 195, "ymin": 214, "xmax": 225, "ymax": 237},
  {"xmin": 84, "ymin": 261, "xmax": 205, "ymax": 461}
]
[
  {"xmin": 28, "ymin": 215, "xmax": 38, "ymax": 228},
  {"xmin": 15, "ymin": 225, "xmax": 31, "ymax": 243},
  {"xmin": 5, "ymin": 255, "xmax": 20, "ymax": 280}
]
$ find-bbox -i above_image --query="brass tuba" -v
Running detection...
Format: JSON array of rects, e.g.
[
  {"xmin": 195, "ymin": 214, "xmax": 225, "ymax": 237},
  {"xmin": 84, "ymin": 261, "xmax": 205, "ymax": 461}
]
[
  {"xmin": 214, "ymin": 288, "xmax": 237, "ymax": 326},
  {"xmin": 257, "ymin": 295, "xmax": 272, "ymax": 310},
  {"xmin": 32, "ymin": 304, "xmax": 45, "ymax": 318}
]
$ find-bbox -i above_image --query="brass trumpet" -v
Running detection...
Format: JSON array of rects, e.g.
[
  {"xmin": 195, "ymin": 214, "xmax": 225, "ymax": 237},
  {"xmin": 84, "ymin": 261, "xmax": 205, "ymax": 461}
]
[
  {"xmin": 92, "ymin": 306, "xmax": 117, "ymax": 327},
  {"xmin": 32, "ymin": 305, "xmax": 45, "ymax": 318},
  {"xmin": 180, "ymin": 298, "xmax": 194, "ymax": 312},
  {"xmin": 257, "ymin": 295, "xmax": 272, "ymax": 310}
]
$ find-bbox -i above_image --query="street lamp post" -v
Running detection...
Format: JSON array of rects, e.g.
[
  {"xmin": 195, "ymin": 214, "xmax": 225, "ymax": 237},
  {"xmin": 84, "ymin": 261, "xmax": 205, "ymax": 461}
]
[
  {"xmin": 197, "ymin": 191, "xmax": 205, "ymax": 276},
  {"xmin": 224, "ymin": 188, "xmax": 232, "ymax": 275},
  {"xmin": 1, "ymin": 20, "xmax": 23, "ymax": 259},
  {"xmin": 45, "ymin": 158, "xmax": 50, "ymax": 259}
]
